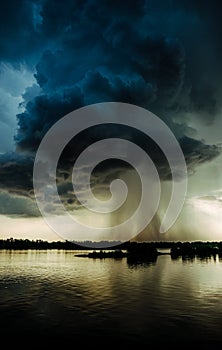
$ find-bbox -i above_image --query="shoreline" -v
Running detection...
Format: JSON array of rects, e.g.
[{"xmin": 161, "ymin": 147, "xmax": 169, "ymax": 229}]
[{"xmin": 0, "ymin": 239, "xmax": 222, "ymax": 259}]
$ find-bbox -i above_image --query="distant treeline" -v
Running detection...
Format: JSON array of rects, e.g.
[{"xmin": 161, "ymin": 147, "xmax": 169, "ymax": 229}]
[
  {"xmin": 1, "ymin": 238, "xmax": 222, "ymax": 256},
  {"xmin": 0, "ymin": 238, "xmax": 128, "ymax": 250},
  {"xmin": 0, "ymin": 238, "xmax": 79, "ymax": 250},
  {"xmin": 170, "ymin": 241, "xmax": 222, "ymax": 258}
]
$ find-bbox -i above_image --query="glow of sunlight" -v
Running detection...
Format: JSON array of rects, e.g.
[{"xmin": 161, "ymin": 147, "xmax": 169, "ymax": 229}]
[{"xmin": 191, "ymin": 197, "xmax": 222, "ymax": 219}]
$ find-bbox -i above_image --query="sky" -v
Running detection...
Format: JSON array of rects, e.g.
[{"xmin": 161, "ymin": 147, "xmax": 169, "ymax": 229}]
[{"xmin": 1, "ymin": 0, "xmax": 222, "ymax": 242}]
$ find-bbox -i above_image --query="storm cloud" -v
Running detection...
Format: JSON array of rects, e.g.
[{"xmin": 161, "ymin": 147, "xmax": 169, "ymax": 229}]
[{"xmin": 0, "ymin": 0, "xmax": 221, "ymax": 220}]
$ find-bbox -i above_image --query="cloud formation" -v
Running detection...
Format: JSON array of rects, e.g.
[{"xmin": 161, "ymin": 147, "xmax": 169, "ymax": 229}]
[{"xmin": 0, "ymin": 0, "xmax": 221, "ymax": 222}]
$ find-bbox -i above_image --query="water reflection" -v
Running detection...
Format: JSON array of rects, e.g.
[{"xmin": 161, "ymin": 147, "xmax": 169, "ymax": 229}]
[
  {"xmin": 127, "ymin": 255, "xmax": 157, "ymax": 268},
  {"xmin": 171, "ymin": 254, "xmax": 219, "ymax": 264},
  {"xmin": 1, "ymin": 250, "xmax": 222, "ymax": 345}
]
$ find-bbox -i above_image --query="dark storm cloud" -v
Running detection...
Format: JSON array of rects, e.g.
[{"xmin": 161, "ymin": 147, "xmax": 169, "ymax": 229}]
[
  {"xmin": 0, "ymin": 191, "xmax": 39, "ymax": 217},
  {"xmin": 0, "ymin": 0, "xmax": 44, "ymax": 65},
  {"xmin": 143, "ymin": 0, "xmax": 222, "ymax": 124},
  {"xmin": 15, "ymin": 87, "xmax": 84, "ymax": 152},
  {"xmin": 0, "ymin": 0, "xmax": 222, "ymax": 216},
  {"xmin": 15, "ymin": 0, "xmax": 221, "ymax": 175},
  {"xmin": 180, "ymin": 136, "xmax": 221, "ymax": 175},
  {"xmin": 0, "ymin": 153, "xmax": 33, "ymax": 194}
]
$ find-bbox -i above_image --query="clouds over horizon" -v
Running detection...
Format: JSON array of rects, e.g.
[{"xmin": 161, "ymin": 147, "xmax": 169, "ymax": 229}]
[{"xmin": 0, "ymin": 0, "xmax": 222, "ymax": 221}]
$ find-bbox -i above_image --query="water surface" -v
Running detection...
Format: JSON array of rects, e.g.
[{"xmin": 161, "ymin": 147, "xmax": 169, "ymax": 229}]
[{"xmin": 1, "ymin": 250, "xmax": 222, "ymax": 345}]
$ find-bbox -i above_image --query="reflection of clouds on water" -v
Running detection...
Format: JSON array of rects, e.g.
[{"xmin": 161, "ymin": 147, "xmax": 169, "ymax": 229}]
[{"xmin": 1, "ymin": 251, "xmax": 222, "ymax": 344}]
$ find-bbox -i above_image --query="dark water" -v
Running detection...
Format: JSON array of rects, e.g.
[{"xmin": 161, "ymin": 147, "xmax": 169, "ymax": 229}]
[{"xmin": 1, "ymin": 250, "xmax": 222, "ymax": 346}]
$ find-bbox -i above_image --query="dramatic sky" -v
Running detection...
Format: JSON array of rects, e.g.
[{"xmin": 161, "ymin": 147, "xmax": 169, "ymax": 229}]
[{"xmin": 1, "ymin": 0, "xmax": 222, "ymax": 242}]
